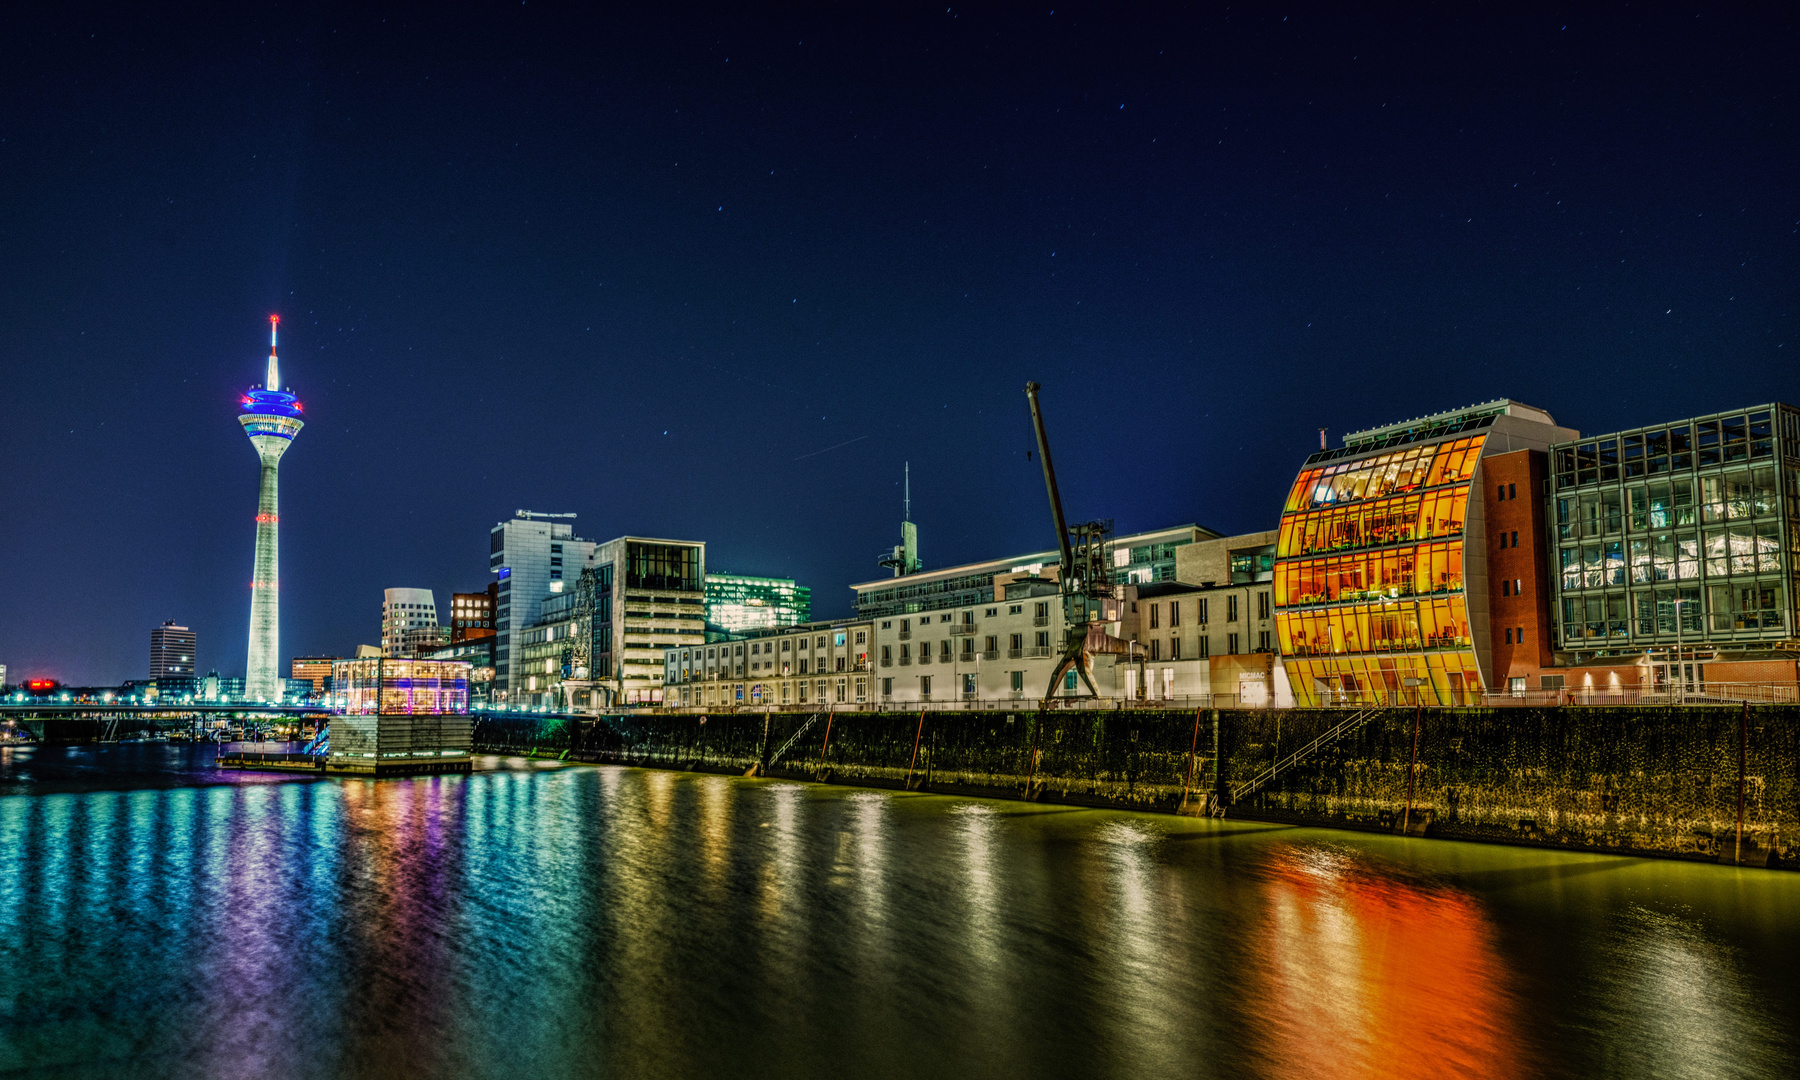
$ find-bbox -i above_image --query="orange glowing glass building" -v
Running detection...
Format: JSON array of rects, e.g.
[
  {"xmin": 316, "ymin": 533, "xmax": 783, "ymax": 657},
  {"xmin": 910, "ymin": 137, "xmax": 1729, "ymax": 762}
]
[{"xmin": 1275, "ymin": 401, "xmax": 1575, "ymax": 705}]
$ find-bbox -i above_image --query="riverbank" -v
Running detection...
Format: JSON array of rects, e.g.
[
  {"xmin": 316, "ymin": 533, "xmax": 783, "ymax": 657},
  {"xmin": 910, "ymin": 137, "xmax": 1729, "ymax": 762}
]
[{"xmin": 473, "ymin": 704, "xmax": 1799, "ymax": 868}]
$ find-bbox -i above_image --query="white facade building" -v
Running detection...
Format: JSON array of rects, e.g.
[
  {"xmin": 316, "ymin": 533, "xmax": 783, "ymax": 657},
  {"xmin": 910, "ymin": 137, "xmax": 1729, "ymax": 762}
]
[
  {"xmin": 382, "ymin": 588, "xmax": 443, "ymax": 657},
  {"xmin": 489, "ymin": 512, "xmax": 597, "ymax": 700},
  {"xmin": 664, "ymin": 618, "xmax": 873, "ymax": 709}
]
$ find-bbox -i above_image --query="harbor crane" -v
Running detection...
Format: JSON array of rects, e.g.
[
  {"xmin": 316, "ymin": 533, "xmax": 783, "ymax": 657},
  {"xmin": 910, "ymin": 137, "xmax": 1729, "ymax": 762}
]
[{"xmin": 1024, "ymin": 382, "xmax": 1146, "ymax": 705}]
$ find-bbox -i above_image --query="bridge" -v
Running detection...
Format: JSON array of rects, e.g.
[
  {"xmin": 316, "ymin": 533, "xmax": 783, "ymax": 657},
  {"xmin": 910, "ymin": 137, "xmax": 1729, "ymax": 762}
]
[{"xmin": 0, "ymin": 702, "xmax": 591, "ymax": 744}]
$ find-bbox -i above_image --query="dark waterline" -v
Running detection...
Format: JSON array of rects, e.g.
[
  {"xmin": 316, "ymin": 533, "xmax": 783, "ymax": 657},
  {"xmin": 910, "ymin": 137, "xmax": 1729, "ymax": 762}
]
[{"xmin": 1, "ymin": 744, "xmax": 1796, "ymax": 1079}]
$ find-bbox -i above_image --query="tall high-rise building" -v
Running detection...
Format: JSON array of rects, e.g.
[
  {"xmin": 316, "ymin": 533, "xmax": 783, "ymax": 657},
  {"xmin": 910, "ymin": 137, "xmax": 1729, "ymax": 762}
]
[
  {"xmin": 238, "ymin": 315, "xmax": 303, "ymax": 701},
  {"xmin": 705, "ymin": 573, "xmax": 812, "ymax": 632},
  {"xmin": 149, "ymin": 621, "xmax": 197, "ymax": 679},
  {"xmin": 382, "ymin": 588, "xmax": 443, "ymax": 657},
  {"xmin": 489, "ymin": 512, "xmax": 596, "ymax": 699}
]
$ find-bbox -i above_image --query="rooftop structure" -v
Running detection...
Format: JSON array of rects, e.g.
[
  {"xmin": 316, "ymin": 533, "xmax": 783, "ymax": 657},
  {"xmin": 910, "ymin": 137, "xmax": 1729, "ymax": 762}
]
[
  {"xmin": 877, "ymin": 462, "xmax": 922, "ymax": 577},
  {"xmin": 238, "ymin": 315, "xmax": 303, "ymax": 702},
  {"xmin": 851, "ymin": 523, "xmax": 1220, "ymax": 620}
]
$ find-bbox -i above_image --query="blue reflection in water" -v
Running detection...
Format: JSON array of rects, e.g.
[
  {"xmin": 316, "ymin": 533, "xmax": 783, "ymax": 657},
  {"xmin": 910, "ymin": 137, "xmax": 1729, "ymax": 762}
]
[{"xmin": 0, "ymin": 747, "xmax": 1796, "ymax": 1080}]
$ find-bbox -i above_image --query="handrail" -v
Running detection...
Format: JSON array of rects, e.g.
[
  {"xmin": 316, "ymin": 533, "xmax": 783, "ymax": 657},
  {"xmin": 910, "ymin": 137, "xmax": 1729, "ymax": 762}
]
[
  {"xmin": 767, "ymin": 710, "xmax": 825, "ymax": 767},
  {"xmin": 1227, "ymin": 706, "xmax": 1384, "ymax": 809}
]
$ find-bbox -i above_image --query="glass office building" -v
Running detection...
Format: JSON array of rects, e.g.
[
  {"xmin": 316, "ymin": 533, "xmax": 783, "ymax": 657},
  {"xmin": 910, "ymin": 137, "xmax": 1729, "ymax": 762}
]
[
  {"xmin": 706, "ymin": 572, "xmax": 812, "ymax": 632},
  {"xmin": 1274, "ymin": 401, "xmax": 1574, "ymax": 705},
  {"xmin": 1549, "ymin": 404, "xmax": 1800, "ymax": 654}
]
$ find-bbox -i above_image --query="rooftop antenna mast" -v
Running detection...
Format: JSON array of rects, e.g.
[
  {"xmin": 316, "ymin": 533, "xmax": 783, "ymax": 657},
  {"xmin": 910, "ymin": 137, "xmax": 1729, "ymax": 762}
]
[
  {"xmin": 878, "ymin": 462, "xmax": 921, "ymax": 577},
  {"xmin": 266, "ymin": 314, "xmax": 280, "ymax": 391}
]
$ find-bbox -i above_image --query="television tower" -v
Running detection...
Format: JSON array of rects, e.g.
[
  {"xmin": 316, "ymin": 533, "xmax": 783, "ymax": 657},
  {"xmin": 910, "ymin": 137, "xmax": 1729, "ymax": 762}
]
[{"xmin": 238, "ymin": 315, "xmax": 304, "ymax": 702}]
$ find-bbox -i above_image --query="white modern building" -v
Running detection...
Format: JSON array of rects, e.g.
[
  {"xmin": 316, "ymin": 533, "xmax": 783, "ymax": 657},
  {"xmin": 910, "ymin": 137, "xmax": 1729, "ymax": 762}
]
[
  {"xmin": 382, "ymin": 588, "xmax": 443, "ymax": 657},
  {"xmin": 490, "ymin": 512, "xmax": 597, "ymax": 700},
  {"xmin": 664, "ymin": 618, "xmax": 874, "ymax": 708}
]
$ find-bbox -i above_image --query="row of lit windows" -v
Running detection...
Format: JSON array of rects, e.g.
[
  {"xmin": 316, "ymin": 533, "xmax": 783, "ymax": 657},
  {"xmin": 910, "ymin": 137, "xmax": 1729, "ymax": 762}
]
[
  {"xmin": 1282, "ymin": 436, "xmax": 1484, "ymax": 514},
  {"xmin": 1554, "ymin": 411, "xmax": 1778, "ymax": 488},
  {"xmin": 677, "ymin": 677, "xmax": 867, "ymax": 706},
  {"xmin": 1554, "ymin": 470, "xmax": 1786, "ymax": 540},
  {"xmin": 1273, "ymin": 541, "xmax": 1466, "ymax": 608},
  {"xmin": 1560, "ymin": 584, "xmax": 1787, "ymax": 640},
  {"xmin": 1277, "ymin": 597, "xmax": 1472, "ymax": 659},
  {"xmin": 1285, "ymin": 653, "xmax": 1484, "ymax": 707},
  {"xmin": 1276, "ymin": 487, "xmax": 1470, "ymax": 559},
  {"xmin": 1558, "ymin": 528, "xmax": 1783, "ymax": 590}
]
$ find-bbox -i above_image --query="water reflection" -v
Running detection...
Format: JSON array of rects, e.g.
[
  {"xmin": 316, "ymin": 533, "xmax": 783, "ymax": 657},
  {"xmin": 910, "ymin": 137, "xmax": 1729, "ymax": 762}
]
[
  {"xmin": 1241, "ymin": 842, "xmax": 1531, "ymax": 1080},
  {"xmin": 1584, "ymin": 905, "xmax": 1785, "ymax": 1078},
  {"xmin": 0, "ymin": 750, "xmax": 1795, "ymax": 1080}
]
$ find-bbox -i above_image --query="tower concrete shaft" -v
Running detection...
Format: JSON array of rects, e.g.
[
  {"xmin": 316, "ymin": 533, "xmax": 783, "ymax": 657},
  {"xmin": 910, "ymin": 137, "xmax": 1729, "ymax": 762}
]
[
  {"xmin": 244, "ymin": 439, "xmax": 288, "ymax": 700},
  {"xmin": 239, "ymin": 315, "xmax": 303, "ymax": 702}
]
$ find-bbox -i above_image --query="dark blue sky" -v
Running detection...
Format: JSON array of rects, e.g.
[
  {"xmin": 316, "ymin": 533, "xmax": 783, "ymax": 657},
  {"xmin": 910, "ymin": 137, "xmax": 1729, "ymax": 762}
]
[{"xmin": 2, "ymin": 3, "xmax": 1794, "ymax": 684}]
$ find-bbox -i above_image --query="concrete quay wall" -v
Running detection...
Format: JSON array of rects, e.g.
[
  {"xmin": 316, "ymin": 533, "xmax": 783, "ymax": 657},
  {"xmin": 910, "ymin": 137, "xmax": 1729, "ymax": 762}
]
[{"xmin": 472, "ymin": 704, "xmax": 1800, "ymax": 867}]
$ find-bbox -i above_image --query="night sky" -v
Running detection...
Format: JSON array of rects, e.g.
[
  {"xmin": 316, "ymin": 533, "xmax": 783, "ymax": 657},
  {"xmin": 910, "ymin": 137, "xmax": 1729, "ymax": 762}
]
[{"xmin": 2, "ymin": 4, "xmax": 1794, "ymax": 684}]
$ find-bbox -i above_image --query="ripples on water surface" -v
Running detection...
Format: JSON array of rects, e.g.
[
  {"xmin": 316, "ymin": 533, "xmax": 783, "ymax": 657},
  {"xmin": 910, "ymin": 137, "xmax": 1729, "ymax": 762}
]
[{"xmin": 1, "ymin": 744, "xmax": 1796, "ymax": 1079}]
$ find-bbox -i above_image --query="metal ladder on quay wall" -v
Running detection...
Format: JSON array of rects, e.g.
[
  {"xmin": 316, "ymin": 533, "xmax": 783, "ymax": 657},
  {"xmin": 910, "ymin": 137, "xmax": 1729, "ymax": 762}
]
[
  {"xmin": 1217, "ymin": 706, "xmax": 1384, "ymax": 815},
  {"xmin": 765, "ymin": 710, "xmax": 827, "ymax": 770}
]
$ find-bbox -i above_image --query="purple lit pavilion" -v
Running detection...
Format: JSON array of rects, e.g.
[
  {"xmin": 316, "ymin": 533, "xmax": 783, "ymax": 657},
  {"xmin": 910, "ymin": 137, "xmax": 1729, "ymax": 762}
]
[{"xmin": 238, "ymin": 315, "xmax": 303, "ymax": 702}]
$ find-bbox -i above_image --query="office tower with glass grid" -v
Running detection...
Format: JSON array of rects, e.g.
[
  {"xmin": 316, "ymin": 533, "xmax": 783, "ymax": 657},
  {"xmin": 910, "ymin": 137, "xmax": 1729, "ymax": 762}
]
[
  {"xmin": 1548, "ymin": 404, "xmax": 1800, "ymax": 660},
  {"xmin": 705, "ymin": 572, "xmax": 812, "ymax": 632},
  {"xmin": 1274, "ymin": 401, "xmax": 1576, "ymax": 706}
]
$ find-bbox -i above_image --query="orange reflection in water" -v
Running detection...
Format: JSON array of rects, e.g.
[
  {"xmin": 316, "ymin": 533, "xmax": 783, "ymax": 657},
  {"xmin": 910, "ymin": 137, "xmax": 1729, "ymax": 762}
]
[{"xmin": 1242, "ymin": 844, "xmax": 1533, "ymax": 1080}]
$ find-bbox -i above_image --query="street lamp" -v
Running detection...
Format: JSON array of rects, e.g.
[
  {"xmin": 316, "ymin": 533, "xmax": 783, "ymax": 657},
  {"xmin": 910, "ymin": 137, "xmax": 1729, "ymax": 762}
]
[{"xmin": 1664, "ymin": 596, "xmax": 1697, "ymax": 703}]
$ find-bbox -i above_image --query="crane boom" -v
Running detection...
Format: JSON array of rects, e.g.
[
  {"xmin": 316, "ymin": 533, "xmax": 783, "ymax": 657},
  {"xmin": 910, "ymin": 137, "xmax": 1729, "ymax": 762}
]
[{"xmin": 1024, "ymin": 382, "xmax": 1077, "ymax": 580}]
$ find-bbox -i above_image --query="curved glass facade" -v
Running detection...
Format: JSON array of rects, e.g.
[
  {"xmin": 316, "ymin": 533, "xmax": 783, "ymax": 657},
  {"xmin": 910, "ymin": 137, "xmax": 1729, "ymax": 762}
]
[{"xmin": 1276, "ymin": 434, "xmax": 1488, "ymax": 705}]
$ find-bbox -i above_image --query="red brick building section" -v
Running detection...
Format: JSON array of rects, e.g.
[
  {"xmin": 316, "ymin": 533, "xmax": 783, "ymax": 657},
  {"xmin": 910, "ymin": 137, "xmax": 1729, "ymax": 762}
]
[{"xmin": 1484, "ymin": 449, "xmax": 1555, "ymax": 689}]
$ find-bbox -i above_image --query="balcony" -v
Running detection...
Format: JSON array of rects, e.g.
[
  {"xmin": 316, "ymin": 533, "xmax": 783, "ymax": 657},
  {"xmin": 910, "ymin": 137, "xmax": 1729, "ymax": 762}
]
[
  {"xmin": 898, "ymin": 630, "xmax": 911, "ymax": 640},
  {"xmin": 958, "ymin": 623, "xmax": 978, "ymax": 636},
  {"xmin": 881, "ymin": 658, "xmax": 893, "ymax": 668},
  {"xmin": 981, "ymin": 649, "xmax": 1000, "ymax": 661},
  {"xmin": 919, "ymin": 653, "xmax": 933, "ymax": 665},
  {"xmin": 1024, "ymin": 647, "xmax": 1053, "ymax": 658},
  {"xmin": 1033, "ymin": 616, "xmax": 1051, "ymax": 626},
  {"xmin": 1007, "ymin": 649, "xmax": 1023, "ymax": 659}
]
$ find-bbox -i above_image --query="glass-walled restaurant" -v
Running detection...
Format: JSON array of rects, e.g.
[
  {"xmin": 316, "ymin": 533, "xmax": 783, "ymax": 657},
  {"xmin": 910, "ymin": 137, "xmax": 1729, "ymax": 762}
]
[
  {"xmin": 1273, "ymin": 401, "xmax": 1573, "ymax": 706},
  {"xmin": 1549, "ymin": 404, "xmax": 1800, "ymax": 653}
]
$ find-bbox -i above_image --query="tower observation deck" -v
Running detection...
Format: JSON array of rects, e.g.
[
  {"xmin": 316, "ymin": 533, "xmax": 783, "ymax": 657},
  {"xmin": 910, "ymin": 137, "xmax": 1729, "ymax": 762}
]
[{"xmin": 239, "ymin": 315, "xmax": 304, "ymax": 702}]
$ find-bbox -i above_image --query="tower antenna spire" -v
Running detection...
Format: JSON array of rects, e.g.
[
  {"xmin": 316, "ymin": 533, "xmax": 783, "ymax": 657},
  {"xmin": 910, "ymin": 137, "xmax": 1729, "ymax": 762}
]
[
  {"xmin": 266, "ymin": 314, "xmax": 281, "ymax": 391},
  {"xmin": 904, "ymin": 461, "xmax": 911, "ymax": 522}
]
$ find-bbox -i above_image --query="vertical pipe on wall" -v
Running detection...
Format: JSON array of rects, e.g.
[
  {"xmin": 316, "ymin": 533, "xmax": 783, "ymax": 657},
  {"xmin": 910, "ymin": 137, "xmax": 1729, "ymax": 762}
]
[
  {"xmin": 905, "ymin": 709, "xmax": 927, "ymax": 789},
  {"xmin": 1403, "ymin": 703, "xmax": 1422, "ymax": 835},
  {"xmin": 1024, "ymin": 709, "xmax": 1045, "ymax": 800},
  {"xmin": 1180, "ymin": 707, "xmax": 1203, "ymax": 812},
  {"xmin": 1736, "ymin": 700, "xmax": 1748, "ymax": 864}
]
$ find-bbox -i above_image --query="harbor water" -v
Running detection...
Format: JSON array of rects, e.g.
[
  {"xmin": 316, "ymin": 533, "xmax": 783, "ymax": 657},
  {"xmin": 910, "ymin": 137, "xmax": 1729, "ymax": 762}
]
[{"xmin": 1, "ymin": 743, "xmax": 1796, "ymax": 1079}]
